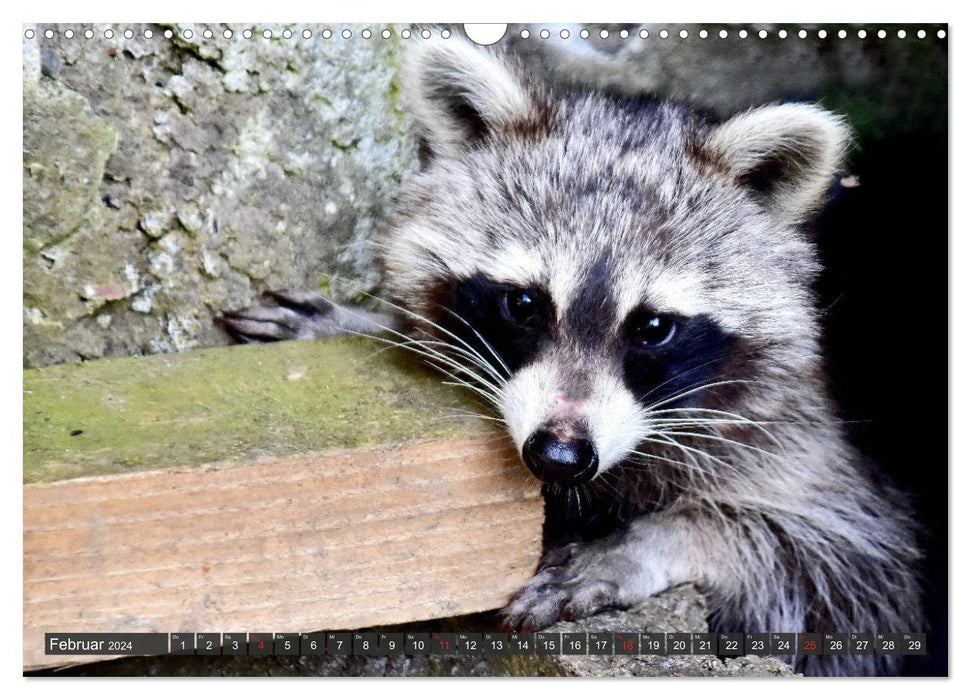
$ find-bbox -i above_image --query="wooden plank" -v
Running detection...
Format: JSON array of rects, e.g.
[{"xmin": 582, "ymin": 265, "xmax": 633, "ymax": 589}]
[
  {"xmin": 24, "ymin": 337, "xmax": 489, "ymax": 483},
  {"xmin": 23, "ymin": 340, "xmax": 545, "ymax": 670},
  {"xmin": 24, "ymin": 435, "xmax": 543, "ymax": 670}
]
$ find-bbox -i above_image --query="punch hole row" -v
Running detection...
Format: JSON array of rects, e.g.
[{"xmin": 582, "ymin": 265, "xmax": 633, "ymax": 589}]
[
  {"xmin": 22, "ymin": 26, "xmax": 452, "ymax": 41},
  {"xmin": 520, "ymin": 27, "xmax": 945, "ymax": 40},
  {"xmin": 23, "ymin": 26, "xmax": 947, "ymax": 42}
]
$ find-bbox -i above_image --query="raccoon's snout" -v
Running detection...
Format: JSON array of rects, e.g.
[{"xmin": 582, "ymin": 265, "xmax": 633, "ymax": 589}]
[{"xmin": 521, "ymin": 430, "xmax": 599, "ymax": 486}]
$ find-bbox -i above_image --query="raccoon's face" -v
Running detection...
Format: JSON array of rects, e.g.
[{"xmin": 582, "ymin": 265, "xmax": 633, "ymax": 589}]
[{"xmin": 380, "ymin": 40, "xmax": 849, "ymax": 486}]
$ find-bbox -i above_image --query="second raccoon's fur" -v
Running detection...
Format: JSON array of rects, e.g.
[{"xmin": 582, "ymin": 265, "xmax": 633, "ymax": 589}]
[{"xmin": 222, "ymin": 39, "xmax": 922, "ymax": 676}]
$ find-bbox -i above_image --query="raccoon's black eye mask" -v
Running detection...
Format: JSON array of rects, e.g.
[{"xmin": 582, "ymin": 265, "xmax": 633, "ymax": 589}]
[
  {"xmin": 620, "ymin": 305, "xmax": 746, "ymax": 410},
  {"xmin": 431, "ymin": 274, "xmax": 554, "ymax": 376},
  {"xmin": 433, "ymin": 273, "xmax": 744, "ymax": 410}
]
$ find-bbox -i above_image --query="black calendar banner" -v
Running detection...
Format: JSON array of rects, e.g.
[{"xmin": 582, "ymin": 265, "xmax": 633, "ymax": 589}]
[{"xmin": 44, "ymin": 632, "xmax": 928, "ymax": 657}]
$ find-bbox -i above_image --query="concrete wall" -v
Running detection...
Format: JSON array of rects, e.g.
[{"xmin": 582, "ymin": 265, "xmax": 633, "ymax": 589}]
[
  {"xmin": 24, "ymin": 23, "xmax": 416, "ymax": 367},
  {"xmin": 23, "ymin": 23, "xmax": 947, "ymax": 368}
]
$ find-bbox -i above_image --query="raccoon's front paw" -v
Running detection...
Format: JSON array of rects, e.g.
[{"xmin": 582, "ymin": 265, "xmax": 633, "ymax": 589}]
[
  {"xmin": 501, "ymin": 543, "xmax": 621, "ymax": 632},
  {"xmin": 217, "ymin": 289, "xmax": 341, "ymax": 343}
]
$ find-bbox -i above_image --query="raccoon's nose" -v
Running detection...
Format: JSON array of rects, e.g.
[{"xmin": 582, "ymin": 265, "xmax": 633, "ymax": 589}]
[{"xmin": 522, "ymin": 430, "xmax": 599, "ymax": 486}]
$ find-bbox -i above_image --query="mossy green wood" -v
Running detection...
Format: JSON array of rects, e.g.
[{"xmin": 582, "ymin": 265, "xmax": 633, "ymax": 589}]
[{"xmin": 23, "ymin": 337, "xmax": 492, "ymax": 483}]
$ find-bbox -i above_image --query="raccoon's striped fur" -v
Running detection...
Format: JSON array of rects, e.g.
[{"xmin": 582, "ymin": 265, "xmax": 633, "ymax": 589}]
[{"xmin": 221, "ymin": 38, "xmax": 922, "ymax": 676}]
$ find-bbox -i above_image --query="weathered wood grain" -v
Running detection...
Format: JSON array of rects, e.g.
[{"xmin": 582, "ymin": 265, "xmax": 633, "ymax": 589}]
[{"xmin": 23, "ymin": 340, "xmax": 544, "ymax": 670}]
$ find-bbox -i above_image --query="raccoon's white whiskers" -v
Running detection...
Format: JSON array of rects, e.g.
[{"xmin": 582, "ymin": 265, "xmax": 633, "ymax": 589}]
[
  {"xmin": 642, "ymin": 378, "xmax": 762, "ymax": 413},
  {"xmin": 658, "ymin": 443, "xmax": 721, "ymax": 486},
  {"xmin": 352, "ymin": 332, "xmax": 502, "ymax": 405},
  {"xmin": 646, "ymin": 410, "xmax": 786, "ymax": 451},
  {"xmin": 652, "ymin": 418, "xmax": 765, "ymax": 428},
  {"xmin": 664, "ymin": 438, "xmax": 745, "ymax": 477},
  {"xmin": 423, "ymin": 413, "xmax": 504, "ymax": 428},
  {"xmin": 439, "ymin": 306, "xmax": 512, "ymax": 378},
  {"xmin": 635, "ymin": 351, "xmax": 760, "ymax": 405},
  {"xmin": 631, "ymin": 448, "xmax": 726, "ymax": 484},
  {"xmin": 408, "ymin": 329, "xmax": 507, "ymax": 386},
  {"xmin": 409, "ymin": 340, "xmax": 498, "ymax": 387},
  {"xmin": 656, "ymin": 429, "xmax": 783, "ymax": 461},
  {"xmin": 392, "ymin": 337, "xmax": 506, "ymax": 388},
  {"xmin": 345, "ymin": 305, "xmax": 506, "ymax": 389},
  {"xmin": 438, "ymin": 380, "xmax": 501, "ymax": 409},
  {"xmin": 406, "ymin": 335, "xmax": 499, "ymax": 372},
  {"xmin": 332, "ymin": 305, "xmax": 504, "ymax": 403},
  {"xmin": 589, "ymin": 471, "xmax": 625, "ymax": 503},
  {"xmin": 648, "ymin": 406, "xmax": 776, "ymax": 422},
  {"xmin": 630, "ymin": 444, "xmax": 715, "ymax": 482},
  {"xmin": 431, "ymin": 365, "xmax": 503, "ymax": 406},
  {"xmin": 417, "ymin": 360, "xmax": 499, "ymax": 407},
  {"xmin": 357, "ymin": 298, "xmax": 509, "ymax": 408},
  {"xmin": 435, "ymin": 409, "xmax": 508, "ymax": 425},
  {"xmin": 434, "ymin": 404, "xmax": 508, "ymax": 422},
  {"xmin": 360, "ymin": 335, "xmax": 501, "ymax": 387},
  {"xmin": 335, "ymin": 328, "xmax": 507, "ymax": 418},
  {"xmin": 360, "ymin": 290, "xmax": 509, "ymax": 388},
  {"xmin": 373, "ymin": 341, "xmax": 503, "ymax": 411},
  {"xmin": 641, "ymin": 433, "xmax": 746, "ymax": 480},
  {"xmin": 651, "ymin": 420, "xmax": 785, "ymax": 454},
  {"xmin": 415, "ymin": 330, "xmax": 507, "ymax": 390}
]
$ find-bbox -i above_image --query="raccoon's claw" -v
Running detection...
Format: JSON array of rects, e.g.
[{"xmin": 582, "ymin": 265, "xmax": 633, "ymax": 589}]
[
  {"xmin": 218, "ymin": 288, "xmax": 399, "ymax": 343},
  {"xmin": 262, "ymin": 289, "xmax": 337, "ymax": 316},
  {"xmin": 216, "ymin": 289, "xmax": 340, "ymax": 343},
  {"xmin": 501, "ymin": 543, "xmax": 622, "ymax": 632}
]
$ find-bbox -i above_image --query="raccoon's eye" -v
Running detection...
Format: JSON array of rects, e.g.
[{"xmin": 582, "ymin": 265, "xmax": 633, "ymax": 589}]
[
  {"xmin": 501, "ymin": 289, "xmax": 544, "ymax": 329},
  {"xmin": 628, "ymin": 314, "xmax": 677, "ymax": 348}
]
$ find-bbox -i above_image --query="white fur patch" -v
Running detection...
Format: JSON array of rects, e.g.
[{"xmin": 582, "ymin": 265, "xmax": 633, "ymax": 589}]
[
  {"xmin": 547, "ymin": 245, "xmax": 586, "ymax": 322},
  {"xmin": 499, "ymin": 357, "xmax": 559, "ymax": 451},
  {"xmin": 499, "ymin": 356, "xmax": 647, "ymax": 473},
  {"xmin": 585, "ymin": 370, "xmax": 647, "ymax": 472},
  {"xmin": 490, "ymin": 242, "xmax": 546, "ymax": 286},
  {"xmin": 613, "ymin": 261, "xmax": 709, "ymax": 325}
]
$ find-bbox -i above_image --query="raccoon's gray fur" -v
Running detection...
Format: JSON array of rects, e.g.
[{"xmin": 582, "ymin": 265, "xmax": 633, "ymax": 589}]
[{"xmin": 221, "ymin": 39, "xmax": 922, "ymax": 676}]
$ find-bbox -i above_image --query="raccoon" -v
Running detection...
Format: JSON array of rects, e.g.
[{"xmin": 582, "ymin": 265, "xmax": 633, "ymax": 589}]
[{"xmin": 220, "ymin": 39, "xmax": 923, "ymax": 676}]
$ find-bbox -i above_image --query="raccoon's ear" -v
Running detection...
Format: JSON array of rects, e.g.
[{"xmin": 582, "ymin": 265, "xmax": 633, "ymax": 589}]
[
  {"xmin": 401, "ymin": 38, "xmax": 538, "ymax": 159},
  {"xmin": 703, "ymin": 104, "xmax": 851, "ymax": 223}
]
